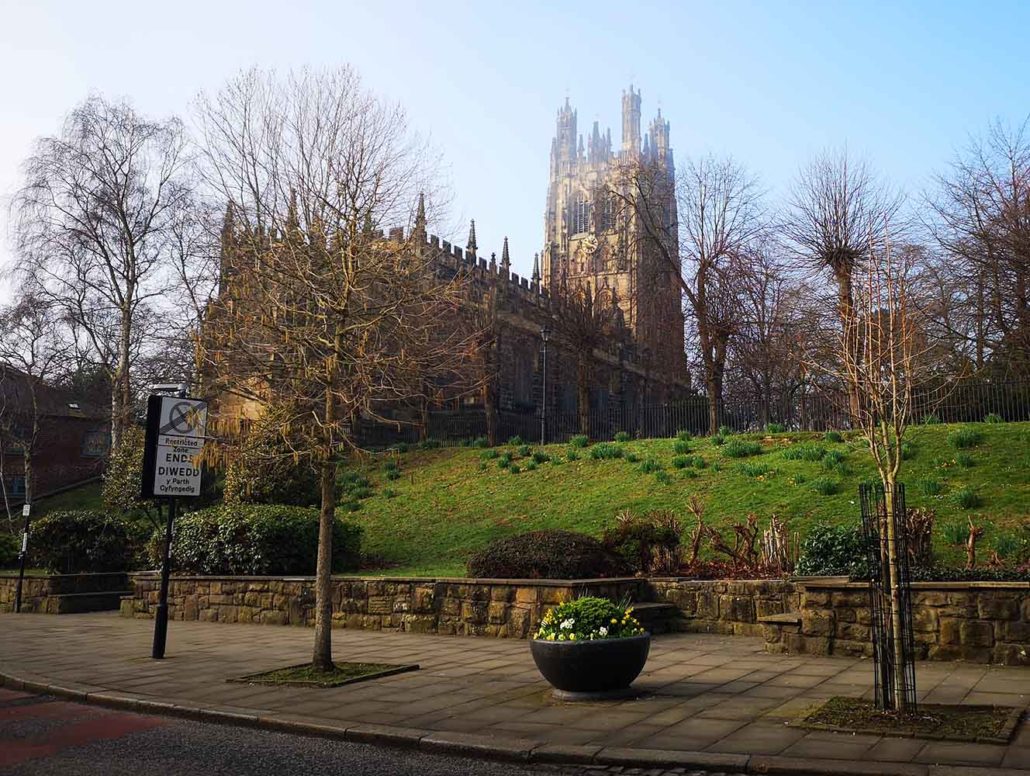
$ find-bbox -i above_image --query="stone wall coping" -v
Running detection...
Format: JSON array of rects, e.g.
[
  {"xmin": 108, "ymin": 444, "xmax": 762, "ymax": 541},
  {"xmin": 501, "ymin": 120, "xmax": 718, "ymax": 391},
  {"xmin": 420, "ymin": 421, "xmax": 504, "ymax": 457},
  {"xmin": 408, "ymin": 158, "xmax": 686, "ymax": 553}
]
[
  {"xmin": 650, "ymin": 576, "xmax": 800, "ymax": 584},
  {"xmin": 757, "ymin": 613, "xmax": 802, "ymax": 625},
  {"xmin": 798, "ymin": 579, "xmax": 1030, "ymax": 591},
  {"xmin": 123, "ymin": 572, "xmax": 1027, "ymax": 590},
  {"xmin": 0, "ymin": 572, "xmax": 128, "ymax": 581},
  {"xmin": 127, "ymin": 572, "xmax": 644, "ymax": 587}
]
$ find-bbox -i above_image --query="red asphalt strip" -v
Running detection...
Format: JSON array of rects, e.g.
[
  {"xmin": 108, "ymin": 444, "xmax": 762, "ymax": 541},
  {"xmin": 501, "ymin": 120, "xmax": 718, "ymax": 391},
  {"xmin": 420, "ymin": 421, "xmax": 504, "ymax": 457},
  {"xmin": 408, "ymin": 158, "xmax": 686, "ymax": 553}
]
[{"xmin": 0, "ymin": 699, "xmax": 166, "ymax": 768}]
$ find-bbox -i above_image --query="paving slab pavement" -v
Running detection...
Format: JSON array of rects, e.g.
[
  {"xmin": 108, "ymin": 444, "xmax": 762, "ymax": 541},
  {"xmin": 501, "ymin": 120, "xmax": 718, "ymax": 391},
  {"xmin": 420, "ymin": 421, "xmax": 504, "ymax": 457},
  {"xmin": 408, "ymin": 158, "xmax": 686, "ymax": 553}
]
[{"xmin": 0, "ymin": 612, "xmax": 1026, "ymax": 775}]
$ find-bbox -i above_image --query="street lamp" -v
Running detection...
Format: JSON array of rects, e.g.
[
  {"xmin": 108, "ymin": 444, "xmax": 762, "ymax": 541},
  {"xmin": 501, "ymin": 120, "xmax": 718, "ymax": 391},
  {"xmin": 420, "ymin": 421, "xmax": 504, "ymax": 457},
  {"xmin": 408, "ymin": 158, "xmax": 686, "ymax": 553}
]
[{"xmin": 540, "ymin": 326, "xmax": 550, "ymax": 446}]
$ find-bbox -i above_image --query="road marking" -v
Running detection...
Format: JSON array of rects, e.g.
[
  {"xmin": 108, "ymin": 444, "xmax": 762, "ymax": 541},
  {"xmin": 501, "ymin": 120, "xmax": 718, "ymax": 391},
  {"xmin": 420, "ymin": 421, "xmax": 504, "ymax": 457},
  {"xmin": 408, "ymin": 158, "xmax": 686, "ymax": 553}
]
[{"xmin": 0, "ymin": 696, "xmax": 166, "ymax": 768}]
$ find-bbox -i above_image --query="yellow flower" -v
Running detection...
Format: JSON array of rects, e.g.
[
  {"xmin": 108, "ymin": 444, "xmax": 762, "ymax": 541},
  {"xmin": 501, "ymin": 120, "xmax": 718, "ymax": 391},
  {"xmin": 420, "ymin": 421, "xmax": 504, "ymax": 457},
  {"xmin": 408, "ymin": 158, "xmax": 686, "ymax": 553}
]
[
  {"xmin": 611, "ymin": 618, "xmax": 618, "ymax": 624},
  {"xmin": 569, "ymin": 633, "xmax": 577, "ymax": 641}
]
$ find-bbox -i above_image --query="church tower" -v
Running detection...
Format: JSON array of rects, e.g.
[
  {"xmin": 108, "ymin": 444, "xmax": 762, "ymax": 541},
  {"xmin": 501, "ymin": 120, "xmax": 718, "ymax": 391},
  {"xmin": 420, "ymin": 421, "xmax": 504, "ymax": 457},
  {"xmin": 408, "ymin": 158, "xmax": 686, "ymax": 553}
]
[{"xmin": 542, "ymin": 87, "xmax": 685, "ymax": 381}]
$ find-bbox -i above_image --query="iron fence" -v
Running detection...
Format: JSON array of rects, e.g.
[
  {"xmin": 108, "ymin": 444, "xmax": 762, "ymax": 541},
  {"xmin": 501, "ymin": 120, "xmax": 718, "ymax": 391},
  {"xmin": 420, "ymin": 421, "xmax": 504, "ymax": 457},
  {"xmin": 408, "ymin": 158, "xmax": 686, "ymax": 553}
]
[{"xmin": 355, "ymin": 378, "xmax": 1030, "ymax": 448}]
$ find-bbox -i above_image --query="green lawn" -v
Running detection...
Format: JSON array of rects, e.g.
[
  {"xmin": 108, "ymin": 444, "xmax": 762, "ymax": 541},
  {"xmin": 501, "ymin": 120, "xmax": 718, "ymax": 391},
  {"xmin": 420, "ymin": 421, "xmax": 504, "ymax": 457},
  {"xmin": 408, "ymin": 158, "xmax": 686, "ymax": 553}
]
[
  {"xmin": 16, "ymin": 423, "xmax": 1028, "ymax": 578},
  {"xmin": 347, "ymin": 423, "xmax": 1030, "ymax": 576},
  {"xmin": 33, "ymin": 481, "xmax": 105, "ymax": 514}
]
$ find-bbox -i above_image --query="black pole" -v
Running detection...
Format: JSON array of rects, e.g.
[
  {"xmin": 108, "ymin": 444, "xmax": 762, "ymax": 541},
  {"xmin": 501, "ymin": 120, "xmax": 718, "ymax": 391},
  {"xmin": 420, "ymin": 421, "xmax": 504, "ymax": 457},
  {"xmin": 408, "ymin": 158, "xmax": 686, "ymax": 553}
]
[
  {"xmin": 152, "ymin": 497, "xmax": 177, "ymax": 659},
  {"xmin": 14, "ymin": 503, "xmax": 30, "ymax": 613},
  {"xmin": 540, "ymin": 333, "xmax": 548, "ymax": 446}
]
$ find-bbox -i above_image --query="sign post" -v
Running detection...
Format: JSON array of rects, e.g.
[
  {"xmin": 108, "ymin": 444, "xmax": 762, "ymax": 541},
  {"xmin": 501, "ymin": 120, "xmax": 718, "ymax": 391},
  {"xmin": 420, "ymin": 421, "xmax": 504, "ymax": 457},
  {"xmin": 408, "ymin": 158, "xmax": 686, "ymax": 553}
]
[
  {"xmin": 14, "ymin": 502, "xmax": 31, "ymax": 613},
  {"xmin": 140, "ymin": 393, "xmax": 207, "ymax": 659}
]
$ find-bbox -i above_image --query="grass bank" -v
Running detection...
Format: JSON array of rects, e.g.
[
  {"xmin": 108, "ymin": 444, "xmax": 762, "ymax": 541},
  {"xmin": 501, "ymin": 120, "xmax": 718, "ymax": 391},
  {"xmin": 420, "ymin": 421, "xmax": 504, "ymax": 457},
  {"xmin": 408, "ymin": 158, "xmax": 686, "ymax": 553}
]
[{"xmin": 347, "ymin": 423, "xmax": 1029, "ymax": 576}]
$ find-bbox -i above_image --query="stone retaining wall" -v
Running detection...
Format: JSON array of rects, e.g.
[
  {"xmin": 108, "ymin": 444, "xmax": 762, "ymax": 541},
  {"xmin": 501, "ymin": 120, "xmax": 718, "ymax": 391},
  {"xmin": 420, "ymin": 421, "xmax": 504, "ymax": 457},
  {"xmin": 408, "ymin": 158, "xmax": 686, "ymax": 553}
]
[
  {"xmin": 763, "ymin": 579, "xmax": 1030, "ymax": 667},
  {"xmin": 650, "ymin": 579, "xmax": 802, "ymax": 637},
  {"xmin": 119, "ymin": 574, "xmax": 1028, "ymax": 665},
  {"xmin": 0, "ymin": 572, "xmax": 129, "ymax": 613},
  {"xmin": 121, "ymin": 575, "xmax": 647, "ymax": 638}
]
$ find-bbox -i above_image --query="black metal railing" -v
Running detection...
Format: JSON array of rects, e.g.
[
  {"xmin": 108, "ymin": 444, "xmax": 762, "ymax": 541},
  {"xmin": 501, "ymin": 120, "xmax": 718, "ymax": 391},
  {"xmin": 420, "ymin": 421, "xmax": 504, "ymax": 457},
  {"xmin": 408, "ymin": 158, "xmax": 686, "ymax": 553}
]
[{"xmin": 354, "ymin": 378, "xmax": 1030, "ymax": 448}]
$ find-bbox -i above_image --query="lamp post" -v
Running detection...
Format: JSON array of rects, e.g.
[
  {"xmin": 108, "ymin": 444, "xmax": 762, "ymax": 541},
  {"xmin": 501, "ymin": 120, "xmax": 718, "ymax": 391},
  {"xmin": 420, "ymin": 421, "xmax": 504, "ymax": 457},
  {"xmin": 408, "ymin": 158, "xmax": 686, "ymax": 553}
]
[{"xmin": 540, "ymin": 326, "xmax": 550, "ymax": 446}]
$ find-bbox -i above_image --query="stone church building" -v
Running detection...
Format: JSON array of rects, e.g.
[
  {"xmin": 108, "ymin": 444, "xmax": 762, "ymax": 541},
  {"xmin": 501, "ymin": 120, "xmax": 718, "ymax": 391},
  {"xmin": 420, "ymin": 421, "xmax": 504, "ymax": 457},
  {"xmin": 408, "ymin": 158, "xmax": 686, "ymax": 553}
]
[
  {"xmin": 209, "ymin": 87, "xmax": 690, "ymax": 444},
  {"xmin": 541, "ymin": 86, "xmax": 686, "ymax": 382}
]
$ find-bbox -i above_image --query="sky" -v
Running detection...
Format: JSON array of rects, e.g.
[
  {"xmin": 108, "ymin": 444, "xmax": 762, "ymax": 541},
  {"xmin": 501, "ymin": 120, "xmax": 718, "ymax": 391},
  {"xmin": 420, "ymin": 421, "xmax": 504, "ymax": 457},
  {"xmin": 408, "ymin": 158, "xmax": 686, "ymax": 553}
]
[{"xmin": 1, "ymin": 0, "xmax": 1029, "ymax": 302}]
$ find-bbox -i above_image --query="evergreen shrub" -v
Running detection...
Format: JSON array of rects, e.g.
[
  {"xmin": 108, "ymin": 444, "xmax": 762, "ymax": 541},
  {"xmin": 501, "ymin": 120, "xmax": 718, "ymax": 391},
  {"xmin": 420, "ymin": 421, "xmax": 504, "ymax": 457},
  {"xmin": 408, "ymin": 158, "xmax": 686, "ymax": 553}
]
[
  {"xmin": 30, "ymin": 511, "xmax": 132, "ymax": 574},
  {"xmin": 166, "ymin": 504, "xmax": 361, "ymax": 575},
  {"xmin": 796, "ymin": 524, "xmax": 869, "ymax": 577}
]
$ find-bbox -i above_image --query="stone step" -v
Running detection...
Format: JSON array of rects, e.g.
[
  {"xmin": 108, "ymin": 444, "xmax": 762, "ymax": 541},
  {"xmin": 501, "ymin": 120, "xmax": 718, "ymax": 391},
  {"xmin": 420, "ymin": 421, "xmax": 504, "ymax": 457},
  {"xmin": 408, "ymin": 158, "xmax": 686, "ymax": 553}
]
[
  {"xmin": 629, "ymin": 602, "xmax": 684, "ymax": 635},
  {"xmin": 758, "ymin": 612, "xmax": 801, "ymax": 626},
  {"xmin": 46, "ymin": 590, "xmax": 133, "ymax": 614}
]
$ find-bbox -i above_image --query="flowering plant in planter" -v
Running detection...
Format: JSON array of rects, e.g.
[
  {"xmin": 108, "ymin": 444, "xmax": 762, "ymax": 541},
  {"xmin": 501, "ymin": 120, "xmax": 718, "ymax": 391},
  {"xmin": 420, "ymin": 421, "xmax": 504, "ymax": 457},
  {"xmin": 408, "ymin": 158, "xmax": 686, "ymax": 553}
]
[
  {"xmin": 534, "ymin": 597, "xmax": 644, "ymax": 642},
  {"xmin": 531, "ymin": 597, "xmax": 650, "ymax": 698}
]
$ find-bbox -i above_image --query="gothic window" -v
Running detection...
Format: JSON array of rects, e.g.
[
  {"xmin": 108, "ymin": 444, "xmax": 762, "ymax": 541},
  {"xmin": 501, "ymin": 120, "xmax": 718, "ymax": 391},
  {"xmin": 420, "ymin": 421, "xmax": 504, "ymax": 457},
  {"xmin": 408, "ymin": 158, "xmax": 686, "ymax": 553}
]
[
  {"xmin": 571, "ymin": 196, "xmax": 590, "ymax": 234},
  {"xmin": 598, "ymin": 194, "xmax": 614, "ymax": 231},
  {"xmin": 512, "ymin": 350, "xmax": 534, "ymax": 409}
]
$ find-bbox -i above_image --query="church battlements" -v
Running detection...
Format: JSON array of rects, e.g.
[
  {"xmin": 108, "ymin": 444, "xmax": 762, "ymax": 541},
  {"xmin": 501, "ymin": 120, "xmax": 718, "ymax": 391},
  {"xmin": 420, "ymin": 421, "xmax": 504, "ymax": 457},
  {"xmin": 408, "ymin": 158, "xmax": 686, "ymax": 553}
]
[{"xmin": 383, "ymin": 225, "xmax": 555, "ymax": 308}]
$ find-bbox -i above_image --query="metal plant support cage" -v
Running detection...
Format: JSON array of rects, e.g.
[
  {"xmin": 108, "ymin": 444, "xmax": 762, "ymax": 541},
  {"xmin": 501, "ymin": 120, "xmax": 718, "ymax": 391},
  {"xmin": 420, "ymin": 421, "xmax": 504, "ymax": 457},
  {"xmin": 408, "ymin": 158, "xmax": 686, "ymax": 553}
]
[{"xmin": 859, "ymin": 482, "xmax": 918, "ymax": 711}]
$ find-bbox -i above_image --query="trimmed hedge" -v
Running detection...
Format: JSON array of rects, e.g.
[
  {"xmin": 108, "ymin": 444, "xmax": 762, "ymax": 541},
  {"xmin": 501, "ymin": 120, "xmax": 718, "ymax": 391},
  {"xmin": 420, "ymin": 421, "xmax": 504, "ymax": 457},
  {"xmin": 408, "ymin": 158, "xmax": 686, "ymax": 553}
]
[
  {"xmin": 29, "ymin": 510, "xmax": 132, "ymax": 574},
  {"xmin": 467, "ymin": 530, "xmax": 631, "ymax": 579},
  {"xmin": 166, "ymin": 504, "xmax": 362, "ymax": 576}
]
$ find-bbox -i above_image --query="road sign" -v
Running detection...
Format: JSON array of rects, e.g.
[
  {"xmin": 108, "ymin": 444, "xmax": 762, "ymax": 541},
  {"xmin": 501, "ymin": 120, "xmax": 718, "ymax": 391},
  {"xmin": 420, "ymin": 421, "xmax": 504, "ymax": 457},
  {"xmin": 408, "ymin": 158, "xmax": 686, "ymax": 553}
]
[{"xmin": 140, "ymin": 395, "xmax": 208, "ymax": 499}]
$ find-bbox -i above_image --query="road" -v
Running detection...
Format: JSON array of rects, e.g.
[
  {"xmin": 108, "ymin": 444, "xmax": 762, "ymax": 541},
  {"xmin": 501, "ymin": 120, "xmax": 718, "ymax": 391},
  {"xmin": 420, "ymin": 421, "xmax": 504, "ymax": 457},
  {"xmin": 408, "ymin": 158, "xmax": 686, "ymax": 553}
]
[{"xmin": 0, "ymin": 689, "xmax": 740, "ymax": 776}]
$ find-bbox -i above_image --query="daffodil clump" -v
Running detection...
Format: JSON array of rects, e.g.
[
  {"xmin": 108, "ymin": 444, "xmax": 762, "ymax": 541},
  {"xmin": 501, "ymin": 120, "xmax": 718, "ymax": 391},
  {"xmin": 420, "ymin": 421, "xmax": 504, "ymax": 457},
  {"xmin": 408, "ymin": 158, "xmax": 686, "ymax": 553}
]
[{"xmin": 534, "ymin": 596, "xmax": 645, "ymax": 642}]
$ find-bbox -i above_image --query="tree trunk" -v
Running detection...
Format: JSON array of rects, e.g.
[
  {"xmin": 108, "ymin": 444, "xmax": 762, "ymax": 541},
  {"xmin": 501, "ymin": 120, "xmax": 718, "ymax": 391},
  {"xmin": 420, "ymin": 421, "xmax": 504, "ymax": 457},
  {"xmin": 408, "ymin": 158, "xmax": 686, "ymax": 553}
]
[
  {"xmin": 706, "ymin": 377, "xmax": 719, "ymax": 436},
  {"xmin": 312, "ymin": 456, "xmax": 336, "ymax": 672},
  {"xmin": 112, "ymin": 309, "xmax": 134, "ymax": 451},
  {"xmin": 882, "ymin": 481, "xmax": 910, "ymax": 711},
  {"xmin": 483, "ymin": 380, "xmax": 497, "ymax": 447},
  {"xmin": 110, "ymin": 387, "xmax": 122, "ymax": 452},
  {"xmin": 312, "ymin": 381, "xmax": 337, "ymax": 672},
  {"xmin": 26, "ymin": 396, "xmax": 39, "ymax": 506},
  {"xmin": 836, "ymin": 273, "xmax": 862, "ymax": 426},
  {"xmin": 23, "ymin": 450, "xmax": 32, "ymax": 506},
  {"xmin": 576, "ymin": 358, "xmax": 590, "ymax": 437},
  {"xmin": 704, "ymin": 350, "xmax": 726, "ymax": 436}
]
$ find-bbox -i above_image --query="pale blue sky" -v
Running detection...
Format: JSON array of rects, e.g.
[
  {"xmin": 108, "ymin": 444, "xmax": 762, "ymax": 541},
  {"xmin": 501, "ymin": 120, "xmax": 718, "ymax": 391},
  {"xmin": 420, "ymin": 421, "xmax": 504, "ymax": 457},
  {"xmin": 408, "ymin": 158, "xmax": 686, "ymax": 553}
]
[{"xmin": 2, "ymin": 0, "xmax": 1029, "ymax": 296}]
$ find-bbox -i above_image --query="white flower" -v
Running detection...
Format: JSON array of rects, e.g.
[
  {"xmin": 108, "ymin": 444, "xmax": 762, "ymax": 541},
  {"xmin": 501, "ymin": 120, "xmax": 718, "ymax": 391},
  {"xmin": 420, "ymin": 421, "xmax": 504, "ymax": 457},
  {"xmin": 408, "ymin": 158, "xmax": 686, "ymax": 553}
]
[
  {"xmin": 560, "ymin": 618, "xmax": 575, "ymax": 630},
  {"xmin": 598, "ymin": 626, "xmax": 608, "ymax": 637}
]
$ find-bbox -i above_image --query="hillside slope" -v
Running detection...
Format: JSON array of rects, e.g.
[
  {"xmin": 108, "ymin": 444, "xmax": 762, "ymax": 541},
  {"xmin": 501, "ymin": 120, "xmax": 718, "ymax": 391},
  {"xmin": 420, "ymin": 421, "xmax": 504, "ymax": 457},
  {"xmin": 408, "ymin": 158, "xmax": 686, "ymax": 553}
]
[{"xmin": 348, "ymin": 423, "xmax": 1030, "ymax": 576}]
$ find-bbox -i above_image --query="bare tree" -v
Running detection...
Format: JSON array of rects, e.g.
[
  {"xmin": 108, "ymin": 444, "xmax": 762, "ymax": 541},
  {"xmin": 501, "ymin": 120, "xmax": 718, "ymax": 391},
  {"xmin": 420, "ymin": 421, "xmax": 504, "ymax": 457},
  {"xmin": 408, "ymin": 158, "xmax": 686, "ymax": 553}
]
[
  {"xmin": 196, "ymin": 66, "xmax": 472, "ymax": 671},
  {"xmin": 838, "ymin": 229, "xmax": 929, "ymax": 711},
  {"xmin": 926, "ymin": 118, "xmax": 1030, "ymax": 377},
  {"xmin": 464, "ymin": 277, "xmax": 503, "ymax": 446},
  {"xmin": 726, "ymin": 244, "xmax": 809, "ymax": 426},
  {"xmin": 784, "ymin": 149, "xmax": 903, "ymax": 423},
  {"xmin": 12, "ymin": 96, "xmax": 199, "ymax": 449},
  {"xmin": 0, "ymin": 290, "xmax": 74, "ymax": 506},
  {"xmin": 549, "ymin": 271, "xmax": 620, "ymax": 436},
  {"xmin": 610, "ymin": 154, "xmax": 764, "ymax": 433}
]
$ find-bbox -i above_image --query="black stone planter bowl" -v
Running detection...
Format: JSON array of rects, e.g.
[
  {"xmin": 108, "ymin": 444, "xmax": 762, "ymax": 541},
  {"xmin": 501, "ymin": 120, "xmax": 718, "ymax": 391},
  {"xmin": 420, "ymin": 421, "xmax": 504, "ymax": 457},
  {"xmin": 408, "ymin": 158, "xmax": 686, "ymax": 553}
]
[{"xmin": 530, "ymin": 633, "xmax": 651, "ymax": 700}]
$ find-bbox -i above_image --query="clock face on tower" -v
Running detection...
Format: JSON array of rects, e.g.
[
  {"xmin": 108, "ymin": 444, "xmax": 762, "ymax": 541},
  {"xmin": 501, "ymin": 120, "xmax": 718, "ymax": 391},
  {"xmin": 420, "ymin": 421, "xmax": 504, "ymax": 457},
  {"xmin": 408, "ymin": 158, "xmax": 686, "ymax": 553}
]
[{"xmin": 582, "ymin": 234, "xmax": 599, "ymax": 257}]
